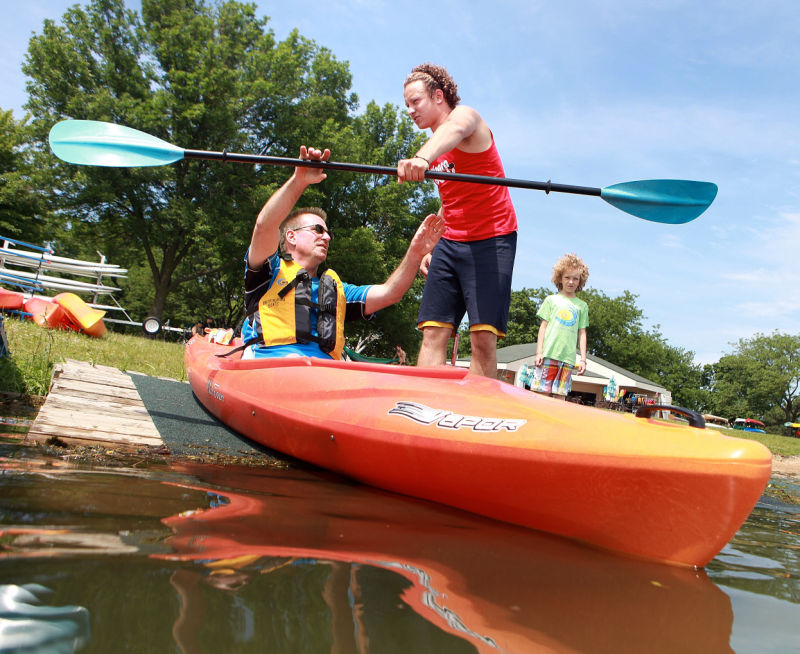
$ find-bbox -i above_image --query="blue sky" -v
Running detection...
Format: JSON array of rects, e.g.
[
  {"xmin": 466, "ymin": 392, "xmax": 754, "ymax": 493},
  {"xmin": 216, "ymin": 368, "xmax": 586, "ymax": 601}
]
[{"xmin": 4, "ymin": 1, "xmax": 799, "ymax": 364}]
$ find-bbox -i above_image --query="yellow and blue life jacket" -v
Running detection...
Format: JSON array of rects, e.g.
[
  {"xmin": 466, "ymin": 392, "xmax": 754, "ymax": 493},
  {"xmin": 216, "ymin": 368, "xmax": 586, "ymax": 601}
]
[{"xmin": 250, "ymin": 258, "xmax": 346, "ymax": 359}]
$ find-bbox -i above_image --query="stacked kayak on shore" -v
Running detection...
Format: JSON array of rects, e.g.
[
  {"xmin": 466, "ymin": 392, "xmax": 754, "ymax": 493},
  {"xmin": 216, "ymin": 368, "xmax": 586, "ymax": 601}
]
[
  {"xmin": 185, "ymin": 336, "xmax": 772, "ymax": 568},
  {"xmin": 0, "ymin": 288, "xmax": 106, "ymax": 337}
]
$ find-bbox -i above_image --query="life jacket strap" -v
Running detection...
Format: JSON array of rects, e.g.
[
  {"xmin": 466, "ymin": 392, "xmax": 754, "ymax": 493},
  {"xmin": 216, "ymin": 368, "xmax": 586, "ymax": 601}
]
[
  {"xmin": 278, "ymin": 270, "xmax": 309, "ymax": 299},
  {"xmin": 216, "ymin": 335, "xmax": 261, "ymax": 358}
]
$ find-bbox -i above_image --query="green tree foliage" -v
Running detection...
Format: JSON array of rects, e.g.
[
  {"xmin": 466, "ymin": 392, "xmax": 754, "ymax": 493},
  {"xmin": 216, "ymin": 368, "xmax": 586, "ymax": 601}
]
[
  {"xmin": 707, "ymin": 332, "xmax": 800, "ymax": 424},
  {"xmin": 20, "ymin": 0, "xmax": 436, "ymax": 356},
  {"xmin": 22, "ymin": 0, "xmax": 340, "ymax": 318},
  {"xmin": 504, "ymin": 287, "xmax": 548, "ymax": 346},
  {"xmin": 581, "ymin": 288, "xmax": 650, "ymax": 370},
  {"xmin": 0, "ymin": 110, "xmax": 47, "ymax": 243},
  {"xmin": 649, "ymin": 343, "xmax": 708, "ymax": 411}
]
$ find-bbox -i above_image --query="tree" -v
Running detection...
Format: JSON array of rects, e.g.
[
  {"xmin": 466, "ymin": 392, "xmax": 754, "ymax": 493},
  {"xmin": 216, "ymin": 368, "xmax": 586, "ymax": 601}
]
[
  {"xmin": 21, "ymin": 0, "xmax": 438, "ymax": 352},
  {"xmin": 21, "ymin": 0, "xmax": 357, "ymax": 324},
  {"xmin": 0, "ymin": 110, "xmax": 47, "ymax": 244},
  {"xmin": 503, "ymin": 287, "xmax": 548, "ymax": 346},
  {"xmin": 648, "ymin": 341, "xmax": 708, "ymax": 410},
  {"xmin": 708, "ymin": 332, "xmax": 800, "ymax": 424}
]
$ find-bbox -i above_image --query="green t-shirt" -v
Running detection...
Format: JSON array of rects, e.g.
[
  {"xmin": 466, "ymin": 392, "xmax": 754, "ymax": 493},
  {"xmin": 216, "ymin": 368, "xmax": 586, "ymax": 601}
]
[{"xmin": 537, "ymin": 293, "xmax": 589, "ymax": 365}]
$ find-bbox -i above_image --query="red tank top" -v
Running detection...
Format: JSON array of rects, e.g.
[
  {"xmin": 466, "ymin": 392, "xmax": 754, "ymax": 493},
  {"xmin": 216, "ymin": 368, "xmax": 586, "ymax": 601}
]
[{"xmin": 430, "ymin": 138, "xmax": 517, "ymax": 241}]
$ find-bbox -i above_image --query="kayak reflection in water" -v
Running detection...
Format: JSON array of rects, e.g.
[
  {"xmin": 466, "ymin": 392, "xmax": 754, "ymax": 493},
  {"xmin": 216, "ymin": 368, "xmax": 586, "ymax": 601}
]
[{"xmin": 157, "ymin": 465, "xmax": 735, "ymax": 654}]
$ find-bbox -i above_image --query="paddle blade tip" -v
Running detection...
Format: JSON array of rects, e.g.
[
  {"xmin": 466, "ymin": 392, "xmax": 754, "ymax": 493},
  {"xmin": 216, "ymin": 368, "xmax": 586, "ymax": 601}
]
[
  {"xmin": 601, "ymin": 179, "xmax": 718, "ymax": 224},
  {"xmin": 49, "ymin": 119, "xmax": 184, "ymax": 168}
]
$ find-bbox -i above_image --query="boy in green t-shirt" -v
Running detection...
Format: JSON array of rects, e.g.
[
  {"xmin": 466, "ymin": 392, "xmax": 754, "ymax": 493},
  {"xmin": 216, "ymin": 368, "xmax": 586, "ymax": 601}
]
[{"xmin": 532, "ymin": 253, "xmax": 589, "ymax": 399}]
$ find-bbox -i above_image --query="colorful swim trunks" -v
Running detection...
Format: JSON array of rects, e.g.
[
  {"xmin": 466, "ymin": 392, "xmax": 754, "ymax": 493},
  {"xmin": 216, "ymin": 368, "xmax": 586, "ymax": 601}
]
[{"xmin": 532, "ymin": 358, "xmax": 575, "ymax": 396}]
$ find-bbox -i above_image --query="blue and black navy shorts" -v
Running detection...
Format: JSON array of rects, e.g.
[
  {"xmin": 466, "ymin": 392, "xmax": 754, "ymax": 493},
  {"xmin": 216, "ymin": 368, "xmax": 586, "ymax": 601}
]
[{"xmin": 417, "ymin": 232, "xmax": 516, "ymax": 336}]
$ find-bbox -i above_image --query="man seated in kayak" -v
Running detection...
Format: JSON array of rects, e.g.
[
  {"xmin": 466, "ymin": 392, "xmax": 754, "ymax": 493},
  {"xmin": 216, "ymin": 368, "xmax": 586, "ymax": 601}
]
[{"xmin": 241, "ymin": 145, "xmax": 446, "ymax": 359}]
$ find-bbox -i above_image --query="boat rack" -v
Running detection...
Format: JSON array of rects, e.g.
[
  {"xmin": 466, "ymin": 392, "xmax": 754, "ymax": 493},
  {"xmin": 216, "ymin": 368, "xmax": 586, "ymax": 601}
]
[{"xmin": 0, "ymin": 235, "xmax": 182, "ymax": 336}]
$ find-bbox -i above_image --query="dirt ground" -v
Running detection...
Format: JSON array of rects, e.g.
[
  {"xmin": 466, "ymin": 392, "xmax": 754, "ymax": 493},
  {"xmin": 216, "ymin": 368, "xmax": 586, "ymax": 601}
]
[{"xmin": 772, "ymin": 455, "xmax": 800, "ymax": 477}]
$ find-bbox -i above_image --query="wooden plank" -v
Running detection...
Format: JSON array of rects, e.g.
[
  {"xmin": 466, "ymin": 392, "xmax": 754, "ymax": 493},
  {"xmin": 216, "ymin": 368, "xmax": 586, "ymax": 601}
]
[
  {"xmin": 25, "ymin": 423, "xmax": 162, "ymax": 448},
  {"xmin": 44, "ymin": 394, "xmax": 152, "ymax": 415},
  {"xmin": 48, "ymin": 378, "xmax": 142, "ymax": 400},
  {"xmin": 27, "ymin": 421, "xmax": 160, "ymax": 444},
  {"xmin": 61, "ymin": 359, "xmax": 132, "ymax": 379},
  {"xmin": 33, "ymin": 416, "xmax": 154, "ymax": 439},
  {"xmin": 46, "ymin": 388, "xmax": 142, "ymax": 406},
  {"xmin": 34, "ymin": 404, "xmax": 159, "ymax": 434},
  {"xmin": 27, "ymin": 359, "xmax": 165, "ymax": 450},
  {"xmin": 51, "ymin": 372, "xmax": 139, "ymax": 390},
  {"xmin": 51, "ymin": 372, "xmax": 133, "ymax": 389},
  {"xmin": 54, "ymin": 369, "xmax": 137, "ymax": 387}
]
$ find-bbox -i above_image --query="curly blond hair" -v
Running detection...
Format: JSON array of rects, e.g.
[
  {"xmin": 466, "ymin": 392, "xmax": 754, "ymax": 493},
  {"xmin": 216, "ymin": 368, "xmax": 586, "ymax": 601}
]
[
  {"xmin": 551, "ymin": 253, "xmax": 589, "ymax": 292},
  {"xmin": 404, "ymin": 63, "xmax": 461, "ymax": 109}
]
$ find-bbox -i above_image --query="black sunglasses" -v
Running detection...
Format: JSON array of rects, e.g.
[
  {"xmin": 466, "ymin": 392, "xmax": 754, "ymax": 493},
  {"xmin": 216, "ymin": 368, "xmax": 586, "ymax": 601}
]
[{"xmin": 291, "ymin": 224, "xmax": 332, "ymax": 238}]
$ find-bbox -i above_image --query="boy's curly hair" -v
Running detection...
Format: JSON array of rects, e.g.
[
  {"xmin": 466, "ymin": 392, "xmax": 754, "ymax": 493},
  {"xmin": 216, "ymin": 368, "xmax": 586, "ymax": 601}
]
[
  {"xmin": 551, "ymin": 253, "xmax": 589, "ymax": 292},
  {"xmin": 404, "ymin": 63, "xmax": 461, "ymax": 109}
]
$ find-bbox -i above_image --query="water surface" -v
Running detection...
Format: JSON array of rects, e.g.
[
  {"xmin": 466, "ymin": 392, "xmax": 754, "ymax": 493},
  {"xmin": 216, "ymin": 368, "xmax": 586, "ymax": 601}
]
[{"xmin": 1, "ymin": 444, "xmax": 798, "ymax": 653}]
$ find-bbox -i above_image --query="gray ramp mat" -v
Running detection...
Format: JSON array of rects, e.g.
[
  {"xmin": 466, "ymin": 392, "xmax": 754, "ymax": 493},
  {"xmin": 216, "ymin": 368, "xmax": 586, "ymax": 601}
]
[{"xmin": 128, "ymin": 373, "xmax": 276, "ymax": 459}]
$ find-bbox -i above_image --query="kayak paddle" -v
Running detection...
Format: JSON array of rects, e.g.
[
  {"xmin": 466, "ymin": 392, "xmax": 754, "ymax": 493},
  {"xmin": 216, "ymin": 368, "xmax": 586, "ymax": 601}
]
[{"xmin": 49, "ymin": 120, "xmax": 717, "ymax": 224}]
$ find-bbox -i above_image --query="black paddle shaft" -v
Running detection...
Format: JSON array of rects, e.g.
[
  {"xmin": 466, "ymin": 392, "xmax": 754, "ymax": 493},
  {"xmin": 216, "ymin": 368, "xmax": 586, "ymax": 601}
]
[{"xmin": 182, "ymin": 149, "xmax": 602, "ymax": 197}]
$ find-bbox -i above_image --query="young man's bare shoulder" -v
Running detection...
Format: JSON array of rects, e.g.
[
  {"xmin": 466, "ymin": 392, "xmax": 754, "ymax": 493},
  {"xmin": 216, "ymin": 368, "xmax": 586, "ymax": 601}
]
[{"xmin": 448, "ymin": 106, "xmax": 491, "ymax": 150}]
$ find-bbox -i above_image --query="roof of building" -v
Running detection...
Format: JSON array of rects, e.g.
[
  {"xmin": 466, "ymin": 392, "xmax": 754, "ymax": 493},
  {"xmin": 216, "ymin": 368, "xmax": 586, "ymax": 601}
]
[
  {"xmin": 586, "ymin": 352, "xmax": 663, "ymax": 389},
  {"xmin": 494, "ymin": 343, "xmax": 665, "ymax": 391},
  {"xmin": 495, "ymin": 342, "xmax": 538, "ymax": 364}
]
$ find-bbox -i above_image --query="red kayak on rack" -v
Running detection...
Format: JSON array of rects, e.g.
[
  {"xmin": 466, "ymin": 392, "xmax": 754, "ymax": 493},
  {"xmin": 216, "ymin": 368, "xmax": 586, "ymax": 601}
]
[
  {"xmin": 0, "ymin": 287, "xmax": 24, "ymax": 310},
  {"xmin": 185, "ymin": 335, "xmax": 772, "ymax": 567}
]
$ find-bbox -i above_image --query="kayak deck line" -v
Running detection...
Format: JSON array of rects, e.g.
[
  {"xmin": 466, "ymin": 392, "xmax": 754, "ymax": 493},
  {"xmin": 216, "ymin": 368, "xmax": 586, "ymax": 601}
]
[
  {"xmin": 26, "ymin": 359, "xmax": 163, "ymax": 450},
  {"xmin": 216, "ymin": 351, "xmax": 470, "ymax": 379}
]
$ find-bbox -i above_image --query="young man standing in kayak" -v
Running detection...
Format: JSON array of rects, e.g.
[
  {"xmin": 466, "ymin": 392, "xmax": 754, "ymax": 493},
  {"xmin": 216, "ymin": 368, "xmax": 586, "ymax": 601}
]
[
  {"xmin": 397, "ymin": 63, "xmax": 517, "ymax": 378},
  {"xmin": 241, "ymin": 145, "xmax": 445, "ymax": 359},
  {"xmin": 532, "ymin": 253, "xmax": 590, "ymax": 400}
]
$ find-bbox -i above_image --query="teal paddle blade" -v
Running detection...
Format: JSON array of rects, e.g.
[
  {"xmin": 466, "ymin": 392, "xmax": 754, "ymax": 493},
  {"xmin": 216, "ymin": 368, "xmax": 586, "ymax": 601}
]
[
  {"xmin": 49, "ymin": 120, "xmax": 185, "ymax": 167},
  {"xmin": 600, "ymin": 180, "xmax": 717, "ymax": 224}
]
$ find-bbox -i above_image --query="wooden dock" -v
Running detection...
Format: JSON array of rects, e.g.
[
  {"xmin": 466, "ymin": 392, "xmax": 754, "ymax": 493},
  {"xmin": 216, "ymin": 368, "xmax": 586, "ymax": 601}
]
[{"xmin": 26, "ymin": 359, "xmax": 164, "ymax": 451}]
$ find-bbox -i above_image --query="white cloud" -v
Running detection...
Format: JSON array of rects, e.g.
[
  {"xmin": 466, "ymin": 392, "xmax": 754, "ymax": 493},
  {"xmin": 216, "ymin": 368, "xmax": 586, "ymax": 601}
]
[{"xmin": 657, "ymin": 234, "xmax": 684, "ymax": 250}]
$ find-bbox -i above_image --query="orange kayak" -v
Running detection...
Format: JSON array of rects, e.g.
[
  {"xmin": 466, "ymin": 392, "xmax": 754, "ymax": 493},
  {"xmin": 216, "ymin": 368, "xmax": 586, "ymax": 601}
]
[
  {"xmin": 21, "ymin": 292, "xmax": 106, "ymax": 337},
  {"xmin": 52, "ymin": 292, "xmax": 106, "ymax": 337},
  {"xmin": 185, "ymin": 336, "xmax": 772, "ymax": 567}
]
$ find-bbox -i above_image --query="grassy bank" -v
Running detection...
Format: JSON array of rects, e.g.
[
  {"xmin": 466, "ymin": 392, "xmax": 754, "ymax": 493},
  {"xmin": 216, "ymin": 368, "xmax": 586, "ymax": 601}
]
[
  {"xmin": 1, "ymin": 317, "xmax": 185, "ymax": 396},
  {"xmin": 709, "ymin": 426, "xmax": 800, "ymax": 458}
]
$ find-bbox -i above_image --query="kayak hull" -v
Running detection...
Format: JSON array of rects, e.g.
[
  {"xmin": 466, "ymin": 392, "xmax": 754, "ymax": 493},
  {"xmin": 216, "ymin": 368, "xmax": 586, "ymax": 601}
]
[
  {"xmin": 53, "ymin": 292, "xmax": 106, "ymax": 337},
  {"xmin": 16, "ymin": 291, "xmax": 106, "ymax": 337},
  {"xmin": 0, "ymin": 287, "xmax": 24, "ymax": 309},
  {"xmin": 185, "ymin": 336, "xmax": 772, "ymax": 567}
]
